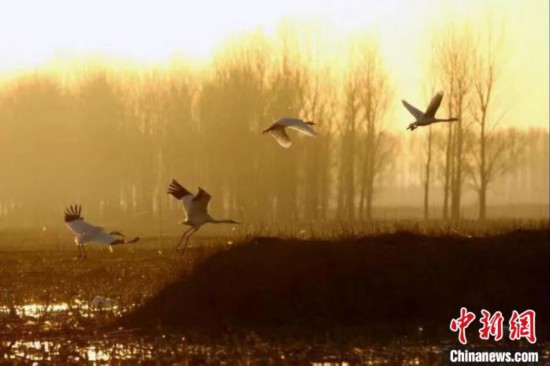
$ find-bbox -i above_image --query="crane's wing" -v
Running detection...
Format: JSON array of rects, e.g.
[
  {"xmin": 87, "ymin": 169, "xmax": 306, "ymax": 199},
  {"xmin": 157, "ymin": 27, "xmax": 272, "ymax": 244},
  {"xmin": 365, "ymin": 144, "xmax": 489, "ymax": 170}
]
[
  {"xmin": 262, "ymin": 120, "xmax": 279, "ymax": 133},
  {"xmin": 278, "ymin": 118, "xmax": 317, "ymax": 137},
  {"xmin": 90, "ymin": 231, "xmax": 120, "ymax": 245},
  {"xmin": 268, "ymin": 128, "xmax": 292, "ymax": 148},
  {"xmin": 189, "ymin": 187, "xmax": 211, "ymax": 216},
  {"xmin": 64, "ymin": 205, "xmax": 99, "ymax": 236},
  {"xmin": 424, "ymin": 91, "xmax": 444, "ymax": 118},
  {"xmin": 401, "ymin": 100, "xmax": 424, "ymax": 120},
  {"xmin": 168, "ymin": 179, "xmax": 193, "ymax": 216},
  {"xmin": 66, "ymin": 219, "xmax": 101, "ymax": 237}
]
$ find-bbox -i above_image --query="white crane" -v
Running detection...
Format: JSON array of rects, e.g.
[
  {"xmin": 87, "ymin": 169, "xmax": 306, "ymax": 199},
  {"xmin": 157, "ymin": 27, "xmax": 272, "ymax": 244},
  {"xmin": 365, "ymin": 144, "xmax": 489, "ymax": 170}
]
[
  {"xmin": 262, "ymin": 117, "xmax": 317, "ymax": 148},
  {"xmin": 402, "ymin": 91, "xmax": 458, "ymax": 131},
  {"xmin": 168, "ymin": 179, "xmax": 239, "ymax": 253},
  {"xmin": 64, "ymin": 205, "xmax": 139, "ymax": 260}
]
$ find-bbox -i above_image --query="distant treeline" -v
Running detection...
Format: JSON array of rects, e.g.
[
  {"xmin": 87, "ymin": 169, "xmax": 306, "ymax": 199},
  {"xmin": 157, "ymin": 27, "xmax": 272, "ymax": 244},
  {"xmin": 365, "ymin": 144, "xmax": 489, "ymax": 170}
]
[{"xmin": 0, "ymin": 24, "xmax": 547, "ymax": 229}]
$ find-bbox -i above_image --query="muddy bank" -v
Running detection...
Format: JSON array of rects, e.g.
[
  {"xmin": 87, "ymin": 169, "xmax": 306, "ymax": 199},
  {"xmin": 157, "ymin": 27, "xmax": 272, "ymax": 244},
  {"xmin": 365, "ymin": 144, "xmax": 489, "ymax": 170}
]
[{"xmin": 124, "ymin": 230, "xmax": 550, "ymax": 342}]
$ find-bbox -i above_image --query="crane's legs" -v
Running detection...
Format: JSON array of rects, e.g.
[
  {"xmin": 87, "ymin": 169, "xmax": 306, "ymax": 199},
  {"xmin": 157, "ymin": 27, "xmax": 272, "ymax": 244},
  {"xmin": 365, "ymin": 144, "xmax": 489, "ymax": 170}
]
[
  {"xmin": 180, "ymin": 227, "xmax": 199, "ymax": 256},
  {"xmin": 176, "ymin": 227, "xmax": 195, "ymax": 251},
  {"xmin": 75, "ymin": 245, "xmax": 87, "ymax": 261}
]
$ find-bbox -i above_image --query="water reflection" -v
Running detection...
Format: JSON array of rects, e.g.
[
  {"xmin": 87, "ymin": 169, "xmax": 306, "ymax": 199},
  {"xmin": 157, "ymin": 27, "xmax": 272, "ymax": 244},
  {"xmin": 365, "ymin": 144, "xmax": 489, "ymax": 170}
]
[
  {"xmin": 6, "ymin": 339, "xmax": 155, "ymax": 363},
  {"xmin": 1, "ymin": 302, "xmax": 549, "ymax": 363},
  {"xmin": 0, "ymin": 300, "xmax": 119, "ymax": 319},
  {"xmin": 2, "ymin": 337, "xmax": 549, "ymax": 364}
]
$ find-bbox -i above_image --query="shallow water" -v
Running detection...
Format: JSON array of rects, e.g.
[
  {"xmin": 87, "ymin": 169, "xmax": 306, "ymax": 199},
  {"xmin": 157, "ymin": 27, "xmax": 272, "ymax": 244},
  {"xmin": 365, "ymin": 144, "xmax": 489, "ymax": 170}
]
[
  {"xmin": 0, "ymin": 301, "xmax": 442, "ymax": 364},
  {"xmin": 0, "ymin": 300, "xmax": 119, "ymax": 317},
  {"xmin": 1, "ymin": 301, "xmax": 548, "ymax": 364},
  {"xmin": 2, "ymin": 336, "xmax": 443, "ymax": 364},
  {"xmin": 0, "ymin": 303, "xmax": 550, "ymax": 366}
]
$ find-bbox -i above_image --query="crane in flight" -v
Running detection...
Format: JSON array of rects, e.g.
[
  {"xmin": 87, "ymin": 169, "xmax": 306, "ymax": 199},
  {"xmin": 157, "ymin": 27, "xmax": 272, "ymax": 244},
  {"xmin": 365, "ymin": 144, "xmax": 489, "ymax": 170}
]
[
  {"xmin": 64, "ymin": 205, "xmax": 139, "ymax": 260},
  {"xmin": 263, "ymin": 117, "xmax": 317, "ymax": 148},
  {"xmin": 402, "ymin": 91, "xmax": 458, "ymax": 131},
  {"xmin": 168, "ymin": 179, "xmax": 239, "ymax": 254}
]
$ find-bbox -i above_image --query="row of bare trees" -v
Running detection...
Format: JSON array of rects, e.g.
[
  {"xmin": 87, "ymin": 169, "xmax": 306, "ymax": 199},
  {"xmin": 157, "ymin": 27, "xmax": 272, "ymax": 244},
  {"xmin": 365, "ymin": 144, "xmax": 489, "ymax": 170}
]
[
  {"xmin": 0, "ymin": 23, "xmax": 546, "ymax": 230},
  {"xmin": 423, "ymin": 19, "xmax": 534, "ymax": 221}
]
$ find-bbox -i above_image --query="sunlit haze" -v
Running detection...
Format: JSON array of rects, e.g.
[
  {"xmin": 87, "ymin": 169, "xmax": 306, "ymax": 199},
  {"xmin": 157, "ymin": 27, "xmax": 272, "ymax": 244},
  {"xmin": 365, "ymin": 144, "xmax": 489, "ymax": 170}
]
[{"xmin": 0, "ymin": 0, "xmax": 547, "ymax": 127}]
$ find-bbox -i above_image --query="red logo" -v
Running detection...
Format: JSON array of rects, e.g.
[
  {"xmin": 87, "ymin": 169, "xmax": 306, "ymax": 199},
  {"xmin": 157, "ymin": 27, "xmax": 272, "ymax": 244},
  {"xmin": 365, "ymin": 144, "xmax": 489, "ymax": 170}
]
[
  {"xmin": 450, "ymin": 308, "xmax": 537, "ymax": 345},
  {"xmin": 478, "ymin": 309, "xmax": 504, "ymax": 341},
  {"xmin": 450, "ymin": 307, "xmax": 476, "ymax": 345},
  {"xmin": 509, "ymin": 309, "xmax": 537, "ymax": 344}
]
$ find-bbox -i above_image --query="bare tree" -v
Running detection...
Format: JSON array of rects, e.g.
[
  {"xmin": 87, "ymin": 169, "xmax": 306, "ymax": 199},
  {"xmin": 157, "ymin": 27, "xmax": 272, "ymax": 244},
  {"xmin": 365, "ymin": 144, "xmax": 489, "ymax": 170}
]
[
  {"xmin": 422, "ymin": 126, "xmax": 434, "ymax": 219},
  {"xmin": 467, "ymin": 127, "xmax": 526, "ymax": 218},
  {"xmin": 356, "ymin": 41, "xmax": 393, "ymax": 220},
  {"xmin": 337, "ymin": 50, "xmax": 362, "ymax": 221},
  {"xmin": 468, "ymin": 16, "xmax": 511, "ymax": 220},
  {"xmin": 417, "ymin": 83, "xmax": 439, "ymax": 220},
  {"xmin": 300, "ymin": 66, "xmax": 337, "ymax": 221},
  {"xmin": 337, "ymin": 36, "xmax": 393, "ymax": 221},
  {"xmin": 432, "ymin": 24, "xmax": 475, "ymax": 220}
]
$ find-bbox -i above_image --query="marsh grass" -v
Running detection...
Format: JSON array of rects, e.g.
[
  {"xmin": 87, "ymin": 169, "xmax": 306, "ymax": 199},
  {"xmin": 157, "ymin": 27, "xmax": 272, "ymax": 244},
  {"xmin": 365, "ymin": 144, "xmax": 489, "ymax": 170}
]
[{"xmin": 240, "ymin": 218, "xmax": 548, "ymax": 240}]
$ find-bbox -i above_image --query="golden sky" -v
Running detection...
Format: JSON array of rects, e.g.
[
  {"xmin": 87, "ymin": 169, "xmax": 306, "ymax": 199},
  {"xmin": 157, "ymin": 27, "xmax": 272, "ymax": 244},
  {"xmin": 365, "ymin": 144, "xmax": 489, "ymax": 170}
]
[{"xmin": 0, "ymin": 0, "xmax": 547, "ymax": 128}]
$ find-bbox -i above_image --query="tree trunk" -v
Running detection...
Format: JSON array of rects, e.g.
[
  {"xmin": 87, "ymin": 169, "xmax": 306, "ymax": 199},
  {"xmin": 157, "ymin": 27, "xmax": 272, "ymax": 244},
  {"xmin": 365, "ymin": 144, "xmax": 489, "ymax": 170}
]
[
  {"xmin": 442, "ymin": 124, "xmax": 453, "ymax": 219},
  {"xmin": 424, "ymin": 127, "xmax": 433, "ymax": 220},
  {"xmin": 345, "ymin": 130, "xmax": 356, "ymax": 221},
  {"xmin": 451, "ymin": 116, "xmax": 463, "ymax": 221},
  {"xmin": 478, "ymin": 184, "xmax": 487, "ymax": 220},
  {"xmin": 358, "ymin": 165, "xmax": 367, "ymax": 220},
  {"xmin": 478, "ymin": 111, "xmax": 487, "ymax": 221}
]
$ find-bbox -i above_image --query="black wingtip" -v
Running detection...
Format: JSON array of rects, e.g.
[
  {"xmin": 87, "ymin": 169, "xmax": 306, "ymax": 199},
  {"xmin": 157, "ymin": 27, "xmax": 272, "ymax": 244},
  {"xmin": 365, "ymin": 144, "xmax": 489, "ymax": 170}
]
[
  {"xmin": 64, "ymin": 204, "xmax": 83, "ymax": 222},
  {"xmin": 168, "ymin": 179, "xmax": 192, "ymax": 199},
  {"xmin": 193, "ymin": 187, "xmax": 210, "ymax": 202}
]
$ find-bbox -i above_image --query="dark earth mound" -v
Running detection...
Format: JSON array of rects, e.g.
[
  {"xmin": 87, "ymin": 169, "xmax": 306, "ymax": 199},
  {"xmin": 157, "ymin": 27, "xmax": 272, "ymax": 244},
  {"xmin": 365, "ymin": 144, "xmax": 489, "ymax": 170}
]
[{"xmin": 124, "ymin": 230, "xmax": 550, "ymax": 342}]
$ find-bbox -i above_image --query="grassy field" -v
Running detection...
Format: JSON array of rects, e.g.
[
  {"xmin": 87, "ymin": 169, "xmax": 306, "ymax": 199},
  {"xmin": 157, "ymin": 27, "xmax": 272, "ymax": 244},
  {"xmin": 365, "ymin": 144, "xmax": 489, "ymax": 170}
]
[{"xmin": 0, "ymin": 220, "xmax": 548, "ymax": 363}]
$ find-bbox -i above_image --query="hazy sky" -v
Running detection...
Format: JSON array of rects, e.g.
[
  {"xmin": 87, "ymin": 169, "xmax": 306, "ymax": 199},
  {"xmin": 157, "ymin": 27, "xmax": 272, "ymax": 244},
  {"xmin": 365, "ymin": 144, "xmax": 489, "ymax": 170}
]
[{"xmin": 0, "ymin": 0, "xmax": 547, "ymax": 128}]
